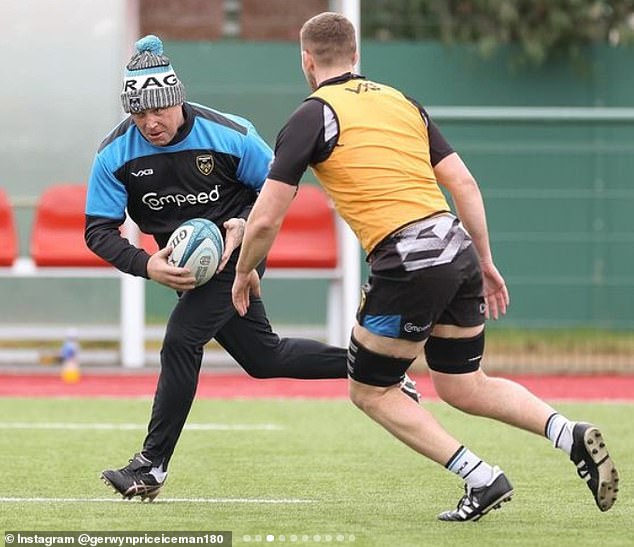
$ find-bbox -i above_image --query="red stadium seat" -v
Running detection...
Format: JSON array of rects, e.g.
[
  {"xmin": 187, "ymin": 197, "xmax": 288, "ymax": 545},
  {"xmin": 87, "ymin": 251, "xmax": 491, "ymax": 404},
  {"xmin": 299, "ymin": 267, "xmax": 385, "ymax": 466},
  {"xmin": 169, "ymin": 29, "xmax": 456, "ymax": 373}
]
[
  {"xmin": 267, "ymin": 185, "xmax": 337, "ymax": 269},
  {"xmin": 31, "ymin": 184, "xmax": 159, "ymax": 267},
  {"xmin": 31, "ymin": 183, "xmax": 334, "ymax": 268},
  {"xmin": 139, "ymin": 232, "xmax": 159, "ymax": 254},
  {"xmin": 31, "ymin": 184, "xmax": 109, "ymax": 267},
  {"xmin": 0, "ymin": 188, "xmax": 18, "ymax": 266}
]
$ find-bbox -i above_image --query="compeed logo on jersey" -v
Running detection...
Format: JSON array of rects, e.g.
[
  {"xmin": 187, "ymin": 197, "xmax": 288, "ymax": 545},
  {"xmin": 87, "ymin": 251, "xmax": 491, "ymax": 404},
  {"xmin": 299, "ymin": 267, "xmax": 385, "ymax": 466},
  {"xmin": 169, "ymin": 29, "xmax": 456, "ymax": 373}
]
[{"xmin": 141, "ymin": 186, "xmax": 221, "ymax": 211}]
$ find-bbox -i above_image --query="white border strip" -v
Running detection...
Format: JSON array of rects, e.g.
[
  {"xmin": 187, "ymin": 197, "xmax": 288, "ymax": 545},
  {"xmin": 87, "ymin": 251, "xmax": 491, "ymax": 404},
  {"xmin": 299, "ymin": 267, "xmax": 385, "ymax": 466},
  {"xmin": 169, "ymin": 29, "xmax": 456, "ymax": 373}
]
[
  {"xmin": 0, "ymin": 497, "xmax": 314, "ymax": 504},
  {"xmin": 0, "ymin": 422, "xmax": 283, "ymax": 431}
]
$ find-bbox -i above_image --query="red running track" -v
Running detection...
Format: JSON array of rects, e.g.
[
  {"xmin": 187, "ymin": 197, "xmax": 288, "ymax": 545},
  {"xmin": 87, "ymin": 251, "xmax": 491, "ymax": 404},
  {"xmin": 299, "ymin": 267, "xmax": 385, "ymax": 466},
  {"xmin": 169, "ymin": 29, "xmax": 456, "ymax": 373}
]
[{"xmin": 0, "ymin": 372, "xmax": 633, "ymax": 400}]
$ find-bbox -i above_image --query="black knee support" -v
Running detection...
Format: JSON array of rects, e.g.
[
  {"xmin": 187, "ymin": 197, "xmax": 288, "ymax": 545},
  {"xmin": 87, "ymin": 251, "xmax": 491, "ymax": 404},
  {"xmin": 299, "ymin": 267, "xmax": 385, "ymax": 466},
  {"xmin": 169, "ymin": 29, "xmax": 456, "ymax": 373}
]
[
  {"xmin": 424, "ymin": 330, "xmax": 485, "ymax": 374},
  {"xmin": 347, "ymin": 335, "xmax": 415, "ymax": 387}
]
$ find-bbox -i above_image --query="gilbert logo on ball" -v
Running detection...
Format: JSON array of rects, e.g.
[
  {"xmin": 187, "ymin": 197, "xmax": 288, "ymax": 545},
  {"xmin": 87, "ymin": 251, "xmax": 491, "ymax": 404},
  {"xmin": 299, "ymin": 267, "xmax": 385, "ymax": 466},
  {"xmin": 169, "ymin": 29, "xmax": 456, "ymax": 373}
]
[{"xmin": 167, "ymin": 218, "xmax": 224, "ymax": 287}]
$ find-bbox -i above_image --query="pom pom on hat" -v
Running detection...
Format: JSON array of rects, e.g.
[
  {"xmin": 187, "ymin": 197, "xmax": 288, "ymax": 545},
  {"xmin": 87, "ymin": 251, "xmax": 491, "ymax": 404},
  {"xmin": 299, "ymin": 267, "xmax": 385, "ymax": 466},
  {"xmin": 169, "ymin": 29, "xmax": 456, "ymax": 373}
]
[
  {"xmin": 135, "ymin": 34, "xmax": 164, "ymax": 56},
  {"xmin": 120, "ymin": 34, "xmax": 185, "ymax": 114}
]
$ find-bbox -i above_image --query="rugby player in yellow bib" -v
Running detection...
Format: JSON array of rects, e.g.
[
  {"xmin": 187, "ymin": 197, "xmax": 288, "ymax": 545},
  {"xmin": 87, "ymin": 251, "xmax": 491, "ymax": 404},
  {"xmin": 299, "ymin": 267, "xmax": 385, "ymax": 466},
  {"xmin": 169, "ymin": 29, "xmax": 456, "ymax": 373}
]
[{"xmin": 232, "ymin": 12, "xmax": 619, "ymax": 521}]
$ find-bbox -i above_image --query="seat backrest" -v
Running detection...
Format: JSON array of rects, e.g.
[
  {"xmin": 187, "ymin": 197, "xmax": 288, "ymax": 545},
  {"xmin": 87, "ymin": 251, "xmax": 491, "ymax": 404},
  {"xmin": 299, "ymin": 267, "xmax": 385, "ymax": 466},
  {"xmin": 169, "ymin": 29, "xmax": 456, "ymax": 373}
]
[
  {"xmin": 139, "ymin": 232, "xmax": 159, "ymax": 254},
  {"xmin": 31, "ymin": 184, "xmax": 161, "ymax": 267},
  {"xmin": 267, "ymin": 185, "xmax": 338, "ymax": 269},
  {"xmin": 31, "ymin": 184, "xmax": 110, "ymax": 267},
  {"xmin": 0, "ymin": 188, "xmax": 18, "ymax": 266},
  {"xmin": 31, "ymin": 183, "xmax": 336, "ymax": 269}
]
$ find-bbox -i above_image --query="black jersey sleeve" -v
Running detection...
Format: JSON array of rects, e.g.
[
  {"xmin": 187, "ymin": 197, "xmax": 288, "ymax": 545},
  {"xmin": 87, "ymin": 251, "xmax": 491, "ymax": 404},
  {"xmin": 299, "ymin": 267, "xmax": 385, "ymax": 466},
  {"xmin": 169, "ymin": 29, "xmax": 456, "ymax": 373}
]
[
  {"xmin": 426, "ymin": 116, "xmax": 454, "ymax": 166},
  {"xmin": 268, "ymin": 99, "xmax": 332, "ymax": 185},
  {"xmin": 405, "ymin": 96, "xmax": 454, "ymax": 166},
  {"xmin": 85, "ymin": 215, "xmax": 151, "ymax": 278}
]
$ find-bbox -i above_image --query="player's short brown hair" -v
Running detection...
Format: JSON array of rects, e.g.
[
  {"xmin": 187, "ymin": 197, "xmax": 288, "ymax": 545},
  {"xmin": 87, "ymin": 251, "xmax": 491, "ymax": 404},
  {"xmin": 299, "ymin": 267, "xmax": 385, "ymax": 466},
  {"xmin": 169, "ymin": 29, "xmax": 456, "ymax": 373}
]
[{"xmin": 300, "ymin": 12, "xmax": 357, "ymax": 67}]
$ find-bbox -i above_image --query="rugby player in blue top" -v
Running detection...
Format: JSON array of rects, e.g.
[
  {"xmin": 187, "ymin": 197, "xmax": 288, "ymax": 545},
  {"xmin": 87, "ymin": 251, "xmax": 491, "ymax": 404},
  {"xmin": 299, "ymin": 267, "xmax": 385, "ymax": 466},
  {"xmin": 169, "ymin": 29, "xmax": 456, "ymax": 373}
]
[{"xmin": 86, "ymin": 35, "xmax": 418, "ymax": 501}]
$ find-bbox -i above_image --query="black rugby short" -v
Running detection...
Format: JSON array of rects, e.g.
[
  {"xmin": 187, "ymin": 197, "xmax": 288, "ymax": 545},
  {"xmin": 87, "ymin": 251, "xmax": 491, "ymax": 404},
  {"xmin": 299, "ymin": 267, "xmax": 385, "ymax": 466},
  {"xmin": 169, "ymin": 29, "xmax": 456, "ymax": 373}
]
[{"xmin": 357, "ymin": 214, "xmax": 485, "ymax": 342}]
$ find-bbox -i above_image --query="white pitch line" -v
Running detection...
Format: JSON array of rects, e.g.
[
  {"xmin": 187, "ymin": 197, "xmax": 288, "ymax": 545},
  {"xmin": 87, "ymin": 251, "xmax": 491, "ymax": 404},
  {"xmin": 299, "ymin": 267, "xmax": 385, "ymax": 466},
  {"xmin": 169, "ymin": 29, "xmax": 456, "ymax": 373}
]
[
  {"xmin": 0, "ymin": 497, "xmax": 314, "ymax": 504},
  {"xmin": 0, "ymin": 422, "xmax": 283, "ymax": 431}
]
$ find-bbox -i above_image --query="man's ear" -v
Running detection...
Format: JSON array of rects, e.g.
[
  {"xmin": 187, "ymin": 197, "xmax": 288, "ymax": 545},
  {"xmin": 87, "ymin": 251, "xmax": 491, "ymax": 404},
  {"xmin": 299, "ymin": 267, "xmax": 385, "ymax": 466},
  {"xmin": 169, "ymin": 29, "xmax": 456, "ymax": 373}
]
[{"xmin": 301, "ymin": 49, "xmax": 314, "ymax": 71}]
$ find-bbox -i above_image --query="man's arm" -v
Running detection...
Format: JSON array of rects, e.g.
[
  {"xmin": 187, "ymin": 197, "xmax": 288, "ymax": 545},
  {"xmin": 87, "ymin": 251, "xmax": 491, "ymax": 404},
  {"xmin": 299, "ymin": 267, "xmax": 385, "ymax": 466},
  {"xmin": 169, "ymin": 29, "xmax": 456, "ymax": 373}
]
[
  {"xmin": 216, "ymin": 217, "xmax": 246, "ymax": 273},
  {"xmin": 232, "ymin": 100, "xmax": 323, "ymax": 314},
  {"xmin": 434, "ymin": 152, "xmax": 509, "ymax": 319},
  {"xmin": 84, "ymin": 215, "xmax": 151, "ymax": 277},
  {"xmin": 433, "ymin": 153, "xmax": 492, "ymax": 262},
  {"xmin": 85, "ymin": 216, "xmax": 196, "ymax": 291},
  {"xmin": 232, "ymin": 179, "xmax": 298, "ymax": 315}
]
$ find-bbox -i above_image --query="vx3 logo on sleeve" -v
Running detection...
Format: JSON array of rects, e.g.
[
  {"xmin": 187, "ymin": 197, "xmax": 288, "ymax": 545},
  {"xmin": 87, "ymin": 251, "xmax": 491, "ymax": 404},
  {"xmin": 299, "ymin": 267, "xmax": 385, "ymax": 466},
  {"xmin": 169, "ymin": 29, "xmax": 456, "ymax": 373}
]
[{"xmin": 131, "ymin": 168, "xmax": 154, "ymax": 177}]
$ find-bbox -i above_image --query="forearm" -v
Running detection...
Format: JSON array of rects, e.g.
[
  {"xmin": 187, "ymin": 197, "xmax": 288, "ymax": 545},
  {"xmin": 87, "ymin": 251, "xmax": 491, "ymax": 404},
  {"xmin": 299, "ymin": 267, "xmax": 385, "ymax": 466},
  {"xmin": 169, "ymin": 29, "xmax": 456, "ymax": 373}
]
[
  {"xmin": 235, "ymin": 179, "xmax": 297, "ymax": 274},
  {"xmin": 451, "ymin": 181, "xmax": 494, "ymax": 264},
  {"xmin": 84, "ymin": 215, "xmax": 151, "ymax": 278},
  {"xmin": 434, "ymin": 153, "xmax": 495, "ymax": 265},
  {"xmin": 236, "ymin": 219, "xmax": 280, "ymax": 274}
]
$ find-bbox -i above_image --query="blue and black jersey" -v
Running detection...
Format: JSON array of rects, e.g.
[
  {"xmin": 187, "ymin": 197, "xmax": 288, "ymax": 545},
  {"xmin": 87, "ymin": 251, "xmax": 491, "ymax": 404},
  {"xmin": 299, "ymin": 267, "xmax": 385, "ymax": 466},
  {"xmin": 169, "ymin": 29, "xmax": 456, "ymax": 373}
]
[{"xmin": 85, "ymin": 102, "xmax": 273, "ymax": 277}]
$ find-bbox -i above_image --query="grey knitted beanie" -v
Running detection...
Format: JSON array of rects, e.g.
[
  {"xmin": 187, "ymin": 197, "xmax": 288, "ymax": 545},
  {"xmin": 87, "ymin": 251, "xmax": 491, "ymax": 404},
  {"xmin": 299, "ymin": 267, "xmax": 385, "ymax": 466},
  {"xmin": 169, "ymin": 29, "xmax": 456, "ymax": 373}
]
[{"xmin": 121, "ymin": 35, "xmax": 185, "ymax": 114}]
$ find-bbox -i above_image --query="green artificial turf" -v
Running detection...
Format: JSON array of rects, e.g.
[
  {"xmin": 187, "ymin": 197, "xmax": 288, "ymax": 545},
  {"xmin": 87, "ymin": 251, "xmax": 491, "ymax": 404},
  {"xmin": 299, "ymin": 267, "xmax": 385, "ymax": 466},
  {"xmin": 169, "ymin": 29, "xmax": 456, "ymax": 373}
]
[{"xmin": 0, "ymin": 398, "xmax": 631, "ymax": 546}]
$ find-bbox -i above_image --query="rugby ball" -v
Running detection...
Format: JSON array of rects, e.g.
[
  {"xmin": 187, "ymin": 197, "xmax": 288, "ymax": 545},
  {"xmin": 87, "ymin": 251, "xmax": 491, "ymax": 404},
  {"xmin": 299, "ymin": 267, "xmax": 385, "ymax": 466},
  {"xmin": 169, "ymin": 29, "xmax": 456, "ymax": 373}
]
[{"xmin": 167, "ymin": 218, "xmax": 224, "ymax": 287}]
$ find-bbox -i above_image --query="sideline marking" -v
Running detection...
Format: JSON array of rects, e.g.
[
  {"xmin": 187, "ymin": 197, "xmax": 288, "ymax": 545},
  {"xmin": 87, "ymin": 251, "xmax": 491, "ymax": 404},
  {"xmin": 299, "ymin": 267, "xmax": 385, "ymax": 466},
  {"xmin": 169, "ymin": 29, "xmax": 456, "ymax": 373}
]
[
  {"xmin": 0, "ymin": 422, "xmax": 283, "ymax": 431},
  {"xmin": 0, "ymin": 497, "xmax": 314, "ymax": 504}
]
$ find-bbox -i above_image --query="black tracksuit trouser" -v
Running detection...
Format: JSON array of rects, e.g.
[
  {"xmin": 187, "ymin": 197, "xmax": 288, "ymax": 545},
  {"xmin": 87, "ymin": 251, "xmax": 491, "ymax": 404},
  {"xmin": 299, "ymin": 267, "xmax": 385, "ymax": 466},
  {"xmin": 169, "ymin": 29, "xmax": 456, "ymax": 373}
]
[{"xmin": 142, "ymin": 255, "xmax": 347, "ymax": 468}]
